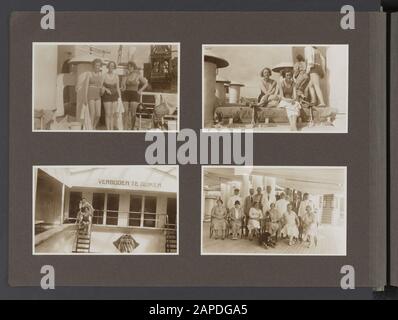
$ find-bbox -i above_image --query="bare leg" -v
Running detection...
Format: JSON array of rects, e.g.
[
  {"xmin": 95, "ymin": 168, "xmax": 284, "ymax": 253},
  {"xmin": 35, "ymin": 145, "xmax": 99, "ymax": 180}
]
[
  {"xmin": 103, "ymin": 102, "xmax": 113, "ymax": 130},
  {"xmin": 94, "ymin": 99, "xmax": 101, "ymax": 129},
  {"xmin": 289, "ymin": 115, "xmax": 298, "ymax": 131},
  {"xmin": 88, "ymin": 100, "xmax": 96, "ymax": 128},
  {"xmin": 307, "ymin": 235, "xmax": 313, "ymax": 248},
  {"xmin": 130, "ymin": 101, "xmax": 138, "ymax": 130},
  {"xmin": 309, "ymin": 72, "xmax": 325, "ymax": 106},
  {"xmin": 123, "ymin": 102, "xmax": 130, "ymax": 130},
  {"xmin": 111, "ymin": 101, "xmax": 118, "ymax": 130}
]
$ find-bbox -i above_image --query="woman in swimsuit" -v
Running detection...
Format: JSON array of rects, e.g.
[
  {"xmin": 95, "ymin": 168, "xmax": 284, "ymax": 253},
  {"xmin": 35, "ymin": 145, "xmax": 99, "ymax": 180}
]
[
  {"xmin": 304, "ymin": 46, "xmax": 326, "ymax": 107},
  {"xmin": 85, "ymin": 58, "xmax": 104, "ymax": 129},
  {"xmin": 102, "ymin": 61, "xmax": 121, "ymax": 130},
  {"xmin": 121, "ymin": 61, "xmax": 148, "ymax": 130}
]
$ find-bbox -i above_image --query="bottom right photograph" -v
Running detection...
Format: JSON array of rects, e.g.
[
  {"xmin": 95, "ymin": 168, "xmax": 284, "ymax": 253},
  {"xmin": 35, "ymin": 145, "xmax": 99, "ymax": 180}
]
[{"xmin": 201, "ymin": 166, "xmax": 346, "ymax": 256}]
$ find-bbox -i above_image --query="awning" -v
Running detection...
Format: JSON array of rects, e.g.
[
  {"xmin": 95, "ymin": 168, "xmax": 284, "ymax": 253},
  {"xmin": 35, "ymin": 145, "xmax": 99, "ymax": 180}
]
[
  {"xmin": 39, "ymin": 166, "xmax": 177, "ymax": 193},
  {"xmin": 204, "ymin": 167, "xmax": 345, "ymax": 195}
]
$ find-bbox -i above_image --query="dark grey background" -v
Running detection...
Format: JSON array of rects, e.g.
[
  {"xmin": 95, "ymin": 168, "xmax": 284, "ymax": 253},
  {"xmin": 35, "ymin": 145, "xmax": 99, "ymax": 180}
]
[
  {"xmin": 9, "ymin": 11, "xmax": 375, "ymax": 288},
  {"xmin": 3, "ymin": 0, "xmax": 393, "ymax": 300},
  {"xmin": 390, "ymin": 13, "xmax": 398, "ymax": 287}
]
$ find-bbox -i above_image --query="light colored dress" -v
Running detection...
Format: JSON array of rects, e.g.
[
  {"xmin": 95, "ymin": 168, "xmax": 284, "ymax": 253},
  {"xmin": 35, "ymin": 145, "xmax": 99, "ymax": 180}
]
[
  {"xmin": 229, "ymin": 207, "xmax": 244, "ymax": 234},
  {"xmin": 211, "ymin": 206, "xmax": 227, "ymax": 232},
  {"xmin": 247, "ymin": 207, "xmax": 262, "ymax": 231},
  {"xmin": 302, "ymin": 212, "xmax": 318, "ymax": 237},
  {"xmin": 281, "ymin": 211, "xmax": 299, "ymax": 238}
]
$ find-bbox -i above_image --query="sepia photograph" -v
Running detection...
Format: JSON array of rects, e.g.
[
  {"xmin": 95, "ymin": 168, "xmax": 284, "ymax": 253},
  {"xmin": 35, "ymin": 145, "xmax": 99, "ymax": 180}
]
[
  {"xmin": 33, "ymin": 42, "xmax": 179, "ymax": 132},
  {"xmin": 33, "ymin": 165, "xmax": 178, "ymax": 255},
  {"xmin": 202, "ymin": 166, "xmax": 346, "ymax": 255},
  {"xmin": 203, "ymin": 45, "xmax": 348, "ymax": 133}
]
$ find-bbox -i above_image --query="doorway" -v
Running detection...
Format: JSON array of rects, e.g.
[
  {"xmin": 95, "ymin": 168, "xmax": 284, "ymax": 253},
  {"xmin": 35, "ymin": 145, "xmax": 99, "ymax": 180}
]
[{"xmin": 167, "ymin": 197, "xmax": 177, "ymax": 226}]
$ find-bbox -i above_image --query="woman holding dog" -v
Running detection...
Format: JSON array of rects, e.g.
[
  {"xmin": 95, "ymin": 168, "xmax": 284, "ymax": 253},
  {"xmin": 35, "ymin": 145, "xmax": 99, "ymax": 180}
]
[{"xmin": 121, "ymin": 61, "xmax": 148, "ymax": 130}]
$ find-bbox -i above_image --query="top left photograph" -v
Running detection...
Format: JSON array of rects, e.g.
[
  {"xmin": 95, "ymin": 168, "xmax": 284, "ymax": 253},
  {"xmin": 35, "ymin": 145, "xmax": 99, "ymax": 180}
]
[{"xmin": 32, "ymin": 42, "xmax": 180, "ymax": 132}]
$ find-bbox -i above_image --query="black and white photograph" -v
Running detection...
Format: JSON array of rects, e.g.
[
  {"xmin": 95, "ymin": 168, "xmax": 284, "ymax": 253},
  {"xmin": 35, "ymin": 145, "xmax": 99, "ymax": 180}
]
[
  {"xmin": 33, "ymin": 165, "xmax": 178, "ymax": 255},
  {"xmin": 33, "ymin": 42, "xmax": 179, "ymax": 132},
  {"xmin": 203, "ymin": 45, "xmax": 348, "ymax": 132},
  {"xmin": 202, "ymin": 166, "xmax": 346, "ymax": 255}
]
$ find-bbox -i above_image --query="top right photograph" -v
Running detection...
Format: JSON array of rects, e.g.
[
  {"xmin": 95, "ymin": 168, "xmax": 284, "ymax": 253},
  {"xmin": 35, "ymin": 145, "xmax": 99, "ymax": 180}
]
[{"xmin": 203, "ymin": 44, "xmax": 348, "ymax": 133}]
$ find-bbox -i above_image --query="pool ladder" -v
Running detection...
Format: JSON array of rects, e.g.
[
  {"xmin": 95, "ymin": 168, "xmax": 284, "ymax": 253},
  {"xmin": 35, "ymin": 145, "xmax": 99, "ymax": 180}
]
[{"xmin": 73, "ymin": 223, "xmax": 92, "ymax": 253}]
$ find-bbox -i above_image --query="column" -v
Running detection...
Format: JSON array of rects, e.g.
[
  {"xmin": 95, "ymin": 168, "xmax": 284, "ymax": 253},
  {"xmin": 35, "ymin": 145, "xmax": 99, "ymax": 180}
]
[
  {"xmin": 252, "ymin": 175, "xmax": 264, "ymax": 191},
  {"xmin": 215, "ymin": 80, "xmax": 229, "ymax": 105},
  {"xmin": 60, "ymin": 184, "xmax": 65, "ymax": 224},
  {"xmin": 229, "ymin": 84, "xmax": 244, "ymax": 104},
  {"xmin": 203, "ymin": 61, "xmax": 217, "ymax": 126},
  {"xmin": 118, "ymin": 193, "xmax": 130, "ymax": 227},
  {"xmin": 241, "ymin": 175, "xmax": 251, "ymax": 198},
  {"xmin": 326, "ymin": 46, "xmax": 348, "ymax": 113}
]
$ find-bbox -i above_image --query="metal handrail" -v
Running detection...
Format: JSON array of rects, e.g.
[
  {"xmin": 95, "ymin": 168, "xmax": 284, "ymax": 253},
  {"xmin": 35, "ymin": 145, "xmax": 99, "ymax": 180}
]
[{"xmin": 86, "ymin": 209, "xmax": 171, "ymax": 228}]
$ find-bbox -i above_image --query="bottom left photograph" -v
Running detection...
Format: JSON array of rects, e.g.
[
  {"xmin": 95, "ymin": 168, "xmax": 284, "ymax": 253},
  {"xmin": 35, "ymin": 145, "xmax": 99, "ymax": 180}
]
[{"xmin": 33, "ymin": 165, "xmax": 178, "ymax": 255}]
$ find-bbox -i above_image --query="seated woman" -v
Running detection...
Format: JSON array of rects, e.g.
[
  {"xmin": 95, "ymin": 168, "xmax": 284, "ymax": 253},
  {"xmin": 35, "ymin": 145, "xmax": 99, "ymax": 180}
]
[
  {"xmin": 247, "ymin": 202, "xmax": 263, "ymax": 241},
  {"xmin": 280, "ymin": 203, "xmax": 299, "ymax": 246},
  {"xmin": 254, "ymin": 68, "xmax": 280, "ymax": 124},
  {"xmin": 258, "ymin": 68, "xmax": 279, "ymax": 107},
  {"xmin": 229, "ymin": 200, "xmax": 244, "ymax": 240},
  {"xmin": 302, "ymin": 205, "xmax": 318, "ymax": 248},
  {"xmin": 267, "ymin": 202, "xmax": 282, "ymax": 244},
  {"xmin": 211, "ymin": 199, "xmax": 228, "ymax": 240},
  {"xmin": 277, "ymin": 69, "xmax": 302, "ymax": 131}
]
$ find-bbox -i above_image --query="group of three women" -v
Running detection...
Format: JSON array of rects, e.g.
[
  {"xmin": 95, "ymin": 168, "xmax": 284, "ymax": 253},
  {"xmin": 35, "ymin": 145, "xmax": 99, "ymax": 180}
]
[
  {"xmin": 257, "ymin": 46, "xmax": 326, "ymax": 130},
  {"xmin": 84, "ymin": 59, "xmax": 148, "ymax": 130}
]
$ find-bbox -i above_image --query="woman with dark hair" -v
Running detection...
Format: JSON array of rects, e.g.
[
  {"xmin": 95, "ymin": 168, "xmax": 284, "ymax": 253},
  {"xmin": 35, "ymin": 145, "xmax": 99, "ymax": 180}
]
[
  {"xmin": 85, "ymin": 58, "xmax": 104, "ymax": 129},
  {"xmin": 293, "ymin": 54, "xmax": 310, "ymax": 98},
  {"xmin": 102, "ymin": 61, "xmax": 121, "ymax": 130},
  {"xmin": 258, "ymin": 67, "xmax": 278, "ymax": 107},
  {"xmin": 229, "ymin": 200, "xmax": 244, "ymax": 240},
  {"xmin": 121, "ymin": 61, "xmax": 148, "ymax": 130},
  {"xmin": 277, "ymin": 68, "xmax": 301, "ymax": 131}
]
